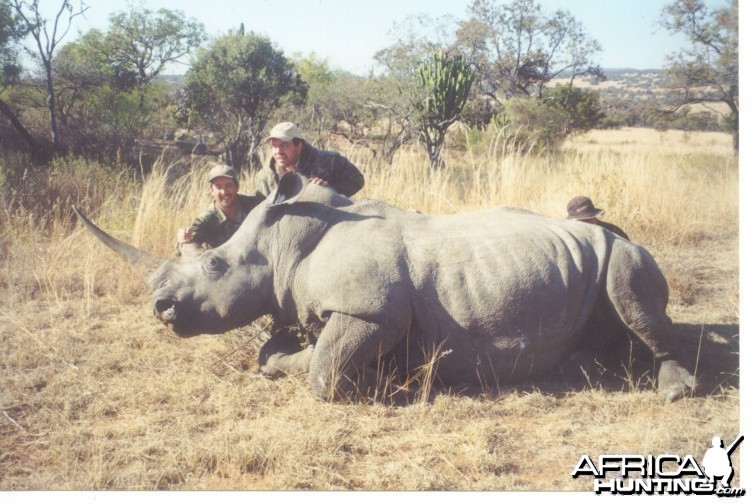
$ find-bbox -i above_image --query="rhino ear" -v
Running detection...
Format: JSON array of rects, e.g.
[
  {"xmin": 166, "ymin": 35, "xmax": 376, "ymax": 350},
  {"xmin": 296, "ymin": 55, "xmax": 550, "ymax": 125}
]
[{"xmin": 270, "ymin": 172, "xmax": 307, "ymax": 206}]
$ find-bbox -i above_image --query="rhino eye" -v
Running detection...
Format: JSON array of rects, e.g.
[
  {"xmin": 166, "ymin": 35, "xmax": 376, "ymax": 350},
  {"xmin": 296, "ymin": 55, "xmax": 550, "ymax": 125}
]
[{"xmin": 203, "ymin": 254, "xmax": 227, "ymax": 276}]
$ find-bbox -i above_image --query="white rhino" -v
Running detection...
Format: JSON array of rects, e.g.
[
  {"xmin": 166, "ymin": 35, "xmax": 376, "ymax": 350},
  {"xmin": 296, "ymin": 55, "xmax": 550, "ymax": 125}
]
[{"xmin": 74, "ymin": 173, "xmax": 695, "ymax": 402}]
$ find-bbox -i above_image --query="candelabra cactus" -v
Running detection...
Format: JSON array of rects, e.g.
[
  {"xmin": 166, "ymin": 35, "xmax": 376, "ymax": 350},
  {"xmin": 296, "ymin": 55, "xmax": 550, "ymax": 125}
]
[{"xmin": 415, "ymin": 51, "xmax": 475, "ymax": 168}]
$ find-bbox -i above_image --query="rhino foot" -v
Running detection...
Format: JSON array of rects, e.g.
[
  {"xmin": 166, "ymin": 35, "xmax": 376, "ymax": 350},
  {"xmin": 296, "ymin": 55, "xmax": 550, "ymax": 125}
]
[
  {"xmin": 259, "ymin": 346, "xmax": 314, "ymax": 380},
  {"xmin": 259, "ymin": 364, "xmax": 285, "ymax": 380},
  {"xmin": 658, "ymin": 359, "xmax": 696, "ymax": 402}
]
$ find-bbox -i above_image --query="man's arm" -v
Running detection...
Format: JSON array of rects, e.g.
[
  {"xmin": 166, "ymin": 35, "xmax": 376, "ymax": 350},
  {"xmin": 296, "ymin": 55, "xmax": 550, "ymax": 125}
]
[
  {"xmin": 321, "ymin": 151, "xmax": 365, "ymax": 197},
  {"xmin": 176, "ymin": 209, "xmax": 215, "ymax": 258}
]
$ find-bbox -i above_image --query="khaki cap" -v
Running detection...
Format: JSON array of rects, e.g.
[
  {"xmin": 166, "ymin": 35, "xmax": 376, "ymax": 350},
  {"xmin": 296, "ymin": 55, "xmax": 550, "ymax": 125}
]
[
  {"xmin": 265, "ymin": 122, "xmax": 304, "ymax": 142},
  {"xmin": 207, "ymin": 164, "xmax": 238, "ymax": 184}
]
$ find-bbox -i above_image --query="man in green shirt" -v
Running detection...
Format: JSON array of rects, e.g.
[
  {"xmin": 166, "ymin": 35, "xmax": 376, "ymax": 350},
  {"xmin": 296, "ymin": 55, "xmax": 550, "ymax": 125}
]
[
  {"xmin": 176, "ymin": 164, "xmax": 265, "ymax": 258},
  {"xmin": 255, "ymin": 122, "xmax": 365, "ymax": 197}
]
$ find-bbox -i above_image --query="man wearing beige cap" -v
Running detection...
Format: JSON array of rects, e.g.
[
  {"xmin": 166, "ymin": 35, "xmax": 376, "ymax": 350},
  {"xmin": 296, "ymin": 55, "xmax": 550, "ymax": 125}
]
[
  {"xmin": 255, "ymin": 122, "xmax": 364, "ymax": 197},
  {"xmin": 176, "ymin": 164, "xmax": 265, "ymax": 258},
  {"xmin": 566, "ymin": 195, "xmax": 629, "ymax": 240}
]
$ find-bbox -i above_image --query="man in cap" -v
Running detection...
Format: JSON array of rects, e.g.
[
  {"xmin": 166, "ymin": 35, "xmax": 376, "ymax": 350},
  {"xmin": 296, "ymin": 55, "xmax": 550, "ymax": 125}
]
[
  {"xmin": 176, "ymin": 164, "xmax": 266, "ymax": 258},
  {"xmin": 566, "ymin": 195, "xmax": 629, "ymax": 240},
  {"xmin": 255, "ymin": 122, "xmax": 365, "ymax": 197}
]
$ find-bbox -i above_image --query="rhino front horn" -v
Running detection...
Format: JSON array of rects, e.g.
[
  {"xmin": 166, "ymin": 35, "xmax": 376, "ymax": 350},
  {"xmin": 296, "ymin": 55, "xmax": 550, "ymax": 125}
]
[{"xmin": 72, "ymin": 205, "xmax": 166, "ymax": 270}]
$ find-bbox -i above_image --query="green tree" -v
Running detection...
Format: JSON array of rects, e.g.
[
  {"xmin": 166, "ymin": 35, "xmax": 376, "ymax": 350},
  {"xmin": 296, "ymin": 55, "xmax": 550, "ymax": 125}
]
[
  {"xmin": 0, "ymin": 0, "xmax": 37, "ymax": 153},
  {"xmin": 543, "ymin": 84, "xmax": 604, "ymax": 135},
  {"xmin": 100, "ymin": 7, "xmax": 205, "ymax": 99},
  {"xmin": 10, "ymin": 0, "xmax": 88, "ymax": 154},
  {"xmin": 455, "ymin": 0, "xmax": 604, "ymax": 102},
  {"xmin": 414, "ymin": 51, "xmax": 475, "ymax": 168},
  {"xmin": 498, "ymin": 97, "xmax": 569, "ymax": 153},
  {"xmin": 289, "ymin": 53, "xmax": 381, "ymax": 155},
  {"xmin": 660, "ymin": 0, "xmax": 738, "ymax": 153},
  {"xmin": 52, "ymin": 38, "xmax": 171, "ymax": 160},
  {"xmin": 184, "ymin": 30, "xmax": 307, "ymax": 170},
  {"xmin": 0, "ymin": 0, "xmax": 23, "ymax": 85},
  {"xmin": 289, "ymin": 52, "xmax": 336, "ymax": 146},
  {"xmin": 370, "ymin": 14, "xmax": 454, "ymax": 164}
]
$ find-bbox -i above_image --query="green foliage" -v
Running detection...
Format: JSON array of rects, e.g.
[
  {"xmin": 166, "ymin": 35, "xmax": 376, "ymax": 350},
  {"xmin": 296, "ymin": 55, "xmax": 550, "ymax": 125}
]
[
  {"xmin": 0, "ymin": 152, "xmax": 133, "ymax": 229},
  {"xmin": 101, "ymin": 7, "xmax": 206, "ymax": 91},
  {"xmin": 184, "ymin": 31, "xmax": 307, "ymax": 170},
  {"xmin": 455, "ymin": 0, "xmax": 604, "ymax": 102},
  {"xmin": 286, "ymin": 52, "xmax": 341, "ymax": 146},
  {"xmin": 497, "ymin": 97, "xmax": 570, "ymax": 153},
  {"xmin": 58, "ymin": 29, "xmax": 137, "ymax": 91},
  {"xmin": 0, "ymin": 0, "xmax": 27, "ymax": 151},
  {"xmin": 32, "ymin": 5, "xmax": 205, "ymax": 162},
  {"xmin": 9, "ymin": 0, "xmax": 89, "ymax": 153},
  {"xmin": 661, "ymin": 0, "xmax": 738, "ymax": 152},
  {"xmin": 49, "ymin": 36, "xmax": 173, "ymax": 161},
  {"xmin": 414, "ymin": 51, "xmax": 475, "ymax": 167},
  {"xmin": 543, "ymin": 84, "xmax": 604, "ymax": 134},
  {"xmin": 459, "ymin": 95, "xmax": 496, "ymax": 130},
  {"xmin": 0, "ymin": 0, "xmax": 24, "ymax": 87},
  {"xmin": 68, "ymin": 85, "xmax": 170, "ymax": 159}
]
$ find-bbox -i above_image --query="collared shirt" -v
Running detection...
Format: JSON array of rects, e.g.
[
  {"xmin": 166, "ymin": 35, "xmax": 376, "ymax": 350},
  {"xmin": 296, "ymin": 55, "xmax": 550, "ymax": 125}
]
[
  {"xmin": 255, "ymin": 140, "xmax": 365, "ymax": 197},
  {"xmin": 187, "ymin": 193, "xmax": 265, "ymax": 249}
]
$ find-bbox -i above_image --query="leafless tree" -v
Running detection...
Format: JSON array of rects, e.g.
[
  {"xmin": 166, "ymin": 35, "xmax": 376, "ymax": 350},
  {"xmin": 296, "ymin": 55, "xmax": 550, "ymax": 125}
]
[{"xmin": 11, "ymin": 0, "xmax": 88, "ymax": 153}]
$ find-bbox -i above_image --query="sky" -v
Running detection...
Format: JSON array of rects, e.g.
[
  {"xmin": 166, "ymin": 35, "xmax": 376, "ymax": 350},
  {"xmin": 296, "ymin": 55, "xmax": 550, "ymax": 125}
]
[{"xmin": 35, "ymin": 0, "xmax": 736, "ymax": 75}]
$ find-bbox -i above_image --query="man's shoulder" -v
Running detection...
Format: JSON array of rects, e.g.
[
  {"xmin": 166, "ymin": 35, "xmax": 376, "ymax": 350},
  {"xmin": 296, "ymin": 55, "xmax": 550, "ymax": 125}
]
[
  {"xmin": 237, "ymin": 193, "xmax": 266, "ymax": 210},
  {"xmin": 298, "ymin": 141, "xmax": 336, "ymax": 163},
  {"xmin": 189, "ymin": 203, "xmax": 221, "ymax": 234},
  {"xmin": 312, "ymin": 146, "xmax": 345, "ymax": 163},
  {"xmin": 194, "ymin": 203, "xmax": 221, "ymax": 223}
]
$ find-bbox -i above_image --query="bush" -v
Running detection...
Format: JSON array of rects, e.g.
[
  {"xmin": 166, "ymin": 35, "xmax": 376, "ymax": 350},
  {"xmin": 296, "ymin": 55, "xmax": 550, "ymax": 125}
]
[
  {"xmin": 497, "ymin": 98, "xmax": 570, "ymax": 153},
  {"xmin": 0, "ymin": 154, "xmax": 135, "ymax": 230}
]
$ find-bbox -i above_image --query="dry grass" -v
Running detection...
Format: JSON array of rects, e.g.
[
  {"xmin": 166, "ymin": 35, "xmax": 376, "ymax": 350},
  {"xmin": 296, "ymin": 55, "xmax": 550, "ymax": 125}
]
[{"xmin": 0, "ymin": 128, "xmax": 740, "ymax": 491}]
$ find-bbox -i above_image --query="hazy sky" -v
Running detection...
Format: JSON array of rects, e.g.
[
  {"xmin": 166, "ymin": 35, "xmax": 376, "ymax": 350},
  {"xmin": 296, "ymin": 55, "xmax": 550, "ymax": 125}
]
[{"xmin": 38, "ymin": 0, "xmax": 735, "ymax": 75}]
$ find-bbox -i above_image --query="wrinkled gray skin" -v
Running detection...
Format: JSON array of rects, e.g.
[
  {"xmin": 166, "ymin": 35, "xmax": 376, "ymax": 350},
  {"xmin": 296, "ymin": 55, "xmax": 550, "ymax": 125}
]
[{"xmin": 98, "ymin": 173, "xmax": 697, "ymax": 402}]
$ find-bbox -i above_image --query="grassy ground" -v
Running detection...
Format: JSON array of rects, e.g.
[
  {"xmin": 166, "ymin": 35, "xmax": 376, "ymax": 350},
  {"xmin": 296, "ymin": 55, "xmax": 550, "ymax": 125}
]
[{"xmin": 0, "ymin": 128, "xmax": 740, "ymax": 490}]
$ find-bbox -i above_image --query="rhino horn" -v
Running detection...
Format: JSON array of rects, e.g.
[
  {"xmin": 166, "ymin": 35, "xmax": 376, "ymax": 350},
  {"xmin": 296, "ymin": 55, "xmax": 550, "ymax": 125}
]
[{"xmin": 72, "ymin": 205, "xmax": 166, "ymax": 270}]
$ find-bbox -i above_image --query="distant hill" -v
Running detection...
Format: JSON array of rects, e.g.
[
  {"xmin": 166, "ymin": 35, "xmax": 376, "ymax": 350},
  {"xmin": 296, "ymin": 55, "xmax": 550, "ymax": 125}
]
[
  {"xmin": 158, "ymin": 68, "xmax": 727, "ymax": 132},
  {"xmin": 552, "ymin": 68, "xmax": 668, "ymax": 94},
  {"xmin": 551, "ymin": 68, "xmax": 728, "ymax": 131}
]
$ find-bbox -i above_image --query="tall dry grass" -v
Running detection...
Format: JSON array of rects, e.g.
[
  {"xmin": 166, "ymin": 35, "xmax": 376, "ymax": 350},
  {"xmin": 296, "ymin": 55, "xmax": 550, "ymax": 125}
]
[
  {"xmin": 118, "ymin": 127, "xmax": 738, "ymax": 256},
  {"xmin": 0, "ymin": 128, "xmax": 740, "ymax": 490}
]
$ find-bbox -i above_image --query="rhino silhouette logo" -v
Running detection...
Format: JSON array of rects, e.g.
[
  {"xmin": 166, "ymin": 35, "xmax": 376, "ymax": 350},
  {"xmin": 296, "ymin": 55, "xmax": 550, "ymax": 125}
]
[{"xmin": 702, "ymin": 434, "xmax": 743, "ymax": 488}]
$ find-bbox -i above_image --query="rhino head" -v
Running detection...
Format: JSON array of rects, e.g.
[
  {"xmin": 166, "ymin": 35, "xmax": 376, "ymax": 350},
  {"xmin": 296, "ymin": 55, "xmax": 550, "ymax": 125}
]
[{"xmin": 74, "ymin": 172, "xmax": 308, "ymax": 337}]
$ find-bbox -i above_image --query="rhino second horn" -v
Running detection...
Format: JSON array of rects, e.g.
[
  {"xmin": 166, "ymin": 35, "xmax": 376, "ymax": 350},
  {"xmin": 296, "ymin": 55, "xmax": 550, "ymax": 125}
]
[{"xmin": 72, "ymin": 205, "xmax": 166, "ymax": 270}]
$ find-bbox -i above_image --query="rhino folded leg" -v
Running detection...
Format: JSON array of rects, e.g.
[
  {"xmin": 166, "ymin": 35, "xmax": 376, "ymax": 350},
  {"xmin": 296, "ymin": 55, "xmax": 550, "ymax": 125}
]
[
  {"xmin": 258, "ymin": 326, "xmax": 313, "ymax": 379},
  {"xmin": 261, "ymin": 346, "xmax": 314, "ymax": 379},
  {"xmin": 308, "ymin": 312, "xmax": 403, "ymax": 402}
]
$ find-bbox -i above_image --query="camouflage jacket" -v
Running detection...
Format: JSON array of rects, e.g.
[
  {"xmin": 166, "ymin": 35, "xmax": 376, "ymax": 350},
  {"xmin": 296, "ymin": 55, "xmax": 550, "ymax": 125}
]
[
  {"xmin": 186, "ymin": 193, "xmax": 265, "ymax": 250},
  {"xmin": 255, "ymin": 141, "xmax": 365, "ymax": 197}
]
